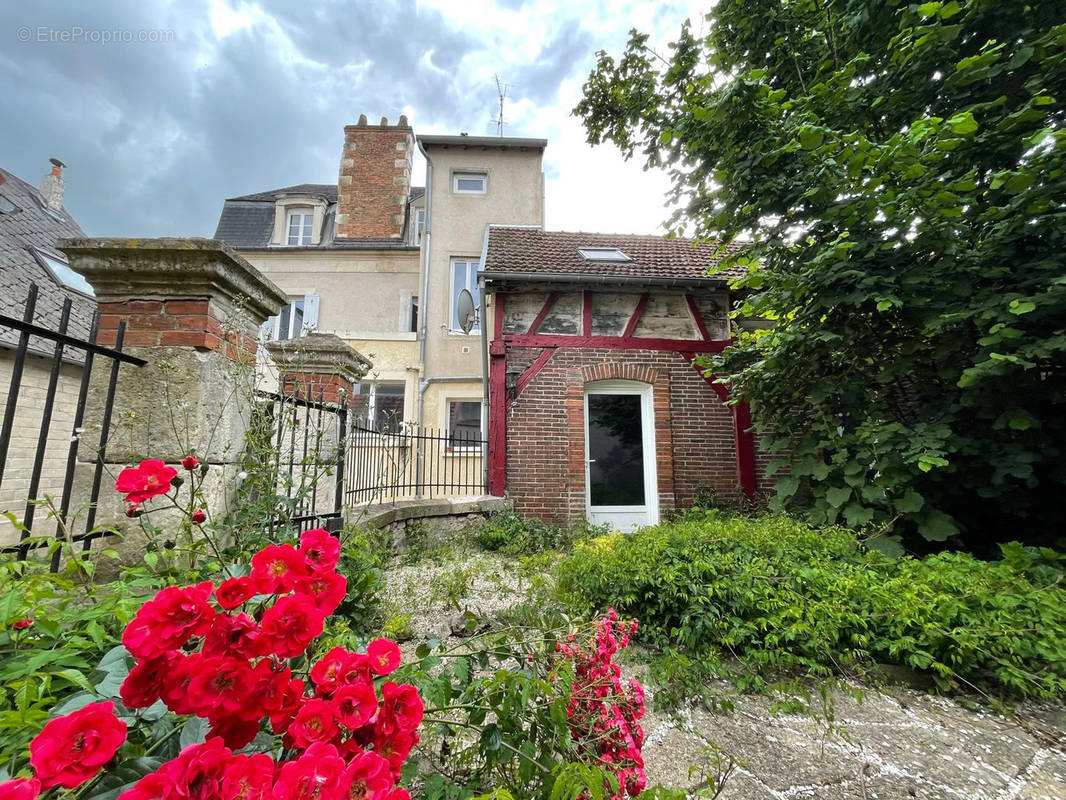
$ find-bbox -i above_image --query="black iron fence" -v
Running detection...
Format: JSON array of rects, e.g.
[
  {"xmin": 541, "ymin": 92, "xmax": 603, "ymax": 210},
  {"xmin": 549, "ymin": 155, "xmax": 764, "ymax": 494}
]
[
  {"xmin": 345, "ymin": 423, "xmax": 485, "ymax": 504},
  {"xmin": 253, "ymin": 389, "xmax": 347, "ymax": 534},
  {"xmin": 0, "ymin": 283, "xmax": 146, "ymax": 567}
]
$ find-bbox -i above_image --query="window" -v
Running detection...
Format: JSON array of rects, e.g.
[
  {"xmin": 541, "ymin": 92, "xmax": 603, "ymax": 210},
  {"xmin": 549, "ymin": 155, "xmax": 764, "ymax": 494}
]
[
  {"xmin": 355, "ymin": 381, "xmax": 406, "ymax": 433},
  {"xmin": 286, "ymin": 208, "xmax": 314, "ymax": 245},
  {"xmin": 33, "ymin": 249, "xmax": 94, "ymax": 297},
  {"xmin": 415, "ymin": 208, "xmax": 425, "ymax": 243},
  {"xmin": 408, "ymin": 296, "xmax": 419, "ymax": 333},
  {"xmin": 450, "ymin": 259, "xmax": 481, "ymax": 333},
  {"xmin": 261, "ymin": 295, "xmax": 320, "ymax": 341},
  {"xmin": 448, "ymin": 401, "xmax": 482, "ymax": 449},
  {"xmin": 453, "ymin": 173, "xmax": 487, "ymax": 194},
  {"xmin": 578, "ymin": 247, "xmax": 631, "ymax": 262},
  {"xmin": 0, "ymin": 194, "xmax": 19, "ymax": 215}
]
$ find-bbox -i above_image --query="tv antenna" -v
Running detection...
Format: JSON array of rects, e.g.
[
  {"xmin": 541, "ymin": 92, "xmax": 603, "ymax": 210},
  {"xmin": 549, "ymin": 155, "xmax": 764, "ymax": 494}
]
[{"xmin": 491, "ymin": 74, "xmax": 508, "ymax": 137}]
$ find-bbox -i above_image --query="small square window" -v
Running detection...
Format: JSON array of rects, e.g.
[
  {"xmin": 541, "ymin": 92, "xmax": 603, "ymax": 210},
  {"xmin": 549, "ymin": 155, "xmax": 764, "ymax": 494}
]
[
  {"xmin": 453, "ymin": 173, "xmax": 487, "ymax": 194},
  {"xmin": 33, "ymin": 249, "xmax": 94, "ymax": 297},
  {"xmin": 448, "ymin": 401, "xmax": 482, "ymax": 449}
]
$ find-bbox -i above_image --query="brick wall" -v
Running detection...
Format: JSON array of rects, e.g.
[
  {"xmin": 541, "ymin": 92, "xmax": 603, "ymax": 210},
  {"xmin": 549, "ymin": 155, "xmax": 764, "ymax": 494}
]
[
  {"xmin": 504, "ymin": 346, "xmax": 770, "ymax": 524},
  {"xmin": 336, "ymin": 115, "xmax": 413, "ymax": 240},
  {"xmin": 96, "ymin": 300, "xmax": 257, "ymax": 362}
]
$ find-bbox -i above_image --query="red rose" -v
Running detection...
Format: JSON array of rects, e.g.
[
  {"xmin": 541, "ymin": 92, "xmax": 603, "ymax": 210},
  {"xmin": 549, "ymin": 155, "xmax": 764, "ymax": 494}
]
[
  {"xmin": 295, "ymin": 571, "xmax": 347, "ymax": 615},
  {"xmin": 181, "ymin": 455, "xmax": 199, "ymax": 471},
  {"xmin": 345, "ymin": 751, "xmax": 392, "ymax": 800},
  {"xmin": 160, "ymin": 653, "xmax": 198, "ymax": 716},
  {"xmin": 288, "ymin": 698, "xmax": 338, "ymax": 748},
  {"xmin": 11, "ymin": 619, "xmax": 32, "ymax": 631},
  {"xmin": 163, "ymin": 738, "xmax": 232, "ymax": 800},
  {"xmin": 385, "ymin": 790, "xmax": 411, "ymax": 800},
  {"xmin": 269, "ymin": 678, "xmax": 305, "ymax": 735},
  {"xmin": 250, "ymin": 544, "xmax": 308, "ymax": 595},
  {"xmin": 332, "ymin": 682, "xmax": 378, "ymax": 730},
  {"xmin": 207, "ymin": 716, "xmax": 262, "ymax": 751},
  {"xmin": 115, "ymin": 460, "xmax": 177, "ymax": 504},
  {"xmin": 186, "ymin": 656, "xmax": 254, "ymax": 718},
  {"xmin": 120, "ymin": 651, "xmax": 182, "ymax": 709},
  {"xmin": 374, "ymin": 729, "xmax": 418, "ymax": 781},
  {"xmin": 123, "ymin": 582, "xmax": 215, "ymax": 659},
  {"xmin": 220, "ymin": 752, "xmax": 273, "ymax": 800},
  {"xmin": 377, "ymin": 683, "xmax": 423, "ymax": 736},
  {"xmin": 116, "ymin": 770, "xmax": 172, "ymax": 800},
  {"xmin": 260, "ymin": 594, "xmax": 324, "ymax": 659},
  {"xmin": 29, "ymin": 701, "xmax": 127, "ymax": 789},
  {"xmin": 0, "ymin": 777, "xmax": 41, "ymax": 800},
  {"xmin": 309, "ymin": 647, "xmax": 354, "ymax": 696},
  {"xmin": 191, "ymin": 509, "xmax": 207, "ymax": 525},
  {"xmin": 202, "ymin": 612, "xmax": 265, "ymax": 660},
  {"xmin": 214, "ymin": 576, "xmax": 255, "ymax": 610},
  {"xmin": 250, "ymin": 661, "xmax": 293, "ymax": 715},
  {"xmin": 366, "ymin": 639, "xmax": 401, "ymax": 676},
  {"xmin": 298, "ymin": 528, "xmax": 341, "ymax": 573},
  {"xmin": 273, "ymin": 742, "xmax": 348, "ymax": 800}
]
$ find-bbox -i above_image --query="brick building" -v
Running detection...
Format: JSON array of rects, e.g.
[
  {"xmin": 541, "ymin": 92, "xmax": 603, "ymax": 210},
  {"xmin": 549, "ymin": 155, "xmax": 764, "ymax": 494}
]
[{"xmin": 481, "ymin": 227, "xmax": 766, "ymax": 529}]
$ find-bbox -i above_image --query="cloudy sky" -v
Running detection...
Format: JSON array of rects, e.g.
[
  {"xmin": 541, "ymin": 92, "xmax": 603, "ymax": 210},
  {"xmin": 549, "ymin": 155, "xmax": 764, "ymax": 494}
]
[{"xmin": 1, "ymin": 0, "xmax": 706, "ymax": 239}]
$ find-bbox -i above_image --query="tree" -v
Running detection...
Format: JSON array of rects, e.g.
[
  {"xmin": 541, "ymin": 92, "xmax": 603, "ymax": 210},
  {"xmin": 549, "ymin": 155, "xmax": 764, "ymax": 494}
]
[{"xmin": 576, "ymin": 0, "xmax": 1066, "ymax": 551}]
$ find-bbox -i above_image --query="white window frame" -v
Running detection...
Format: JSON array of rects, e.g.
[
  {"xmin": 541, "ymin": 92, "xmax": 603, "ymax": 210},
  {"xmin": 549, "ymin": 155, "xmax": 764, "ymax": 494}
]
[
  {"xmin": 446, "ymin": 399, "xmax": 483, "ymax": 452},
  {"xmin": 452, "ymin": 172, "xmax": 487, "ymax": 195},
  {"xmin": 578, "ymin": 247, "xmax": 631, "ymax": 262},
  {"xmin": 358, "ymin": 381, "xmax": 406, "ymax": 432},
  {"xmin": 415, "ymin": 208, "xmax": 425, "ymax": 243},
  {"xmin": 450, "ymin": 259, "xmax": 481, "ymax": 334},
  {"xmin": 286, "ymin": 208, "xmax": 314, "ymax": 246},
  {"xmin": 261, "ymin": 294, "xmax": 319, "ymax": 342}
]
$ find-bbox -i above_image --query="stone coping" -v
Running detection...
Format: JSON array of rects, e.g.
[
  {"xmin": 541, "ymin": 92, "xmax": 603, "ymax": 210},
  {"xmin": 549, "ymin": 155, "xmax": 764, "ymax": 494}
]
[
  {"xmin": 58, "ymin": 237, "xmax": 289, "ymax": 322},
  {"xmin": 349, "ymin": 495, "xmax": 510, "ymax": 529},
  {"xmin": 265, "ymin": 332, "xmax": 373, "ymax": 380}
]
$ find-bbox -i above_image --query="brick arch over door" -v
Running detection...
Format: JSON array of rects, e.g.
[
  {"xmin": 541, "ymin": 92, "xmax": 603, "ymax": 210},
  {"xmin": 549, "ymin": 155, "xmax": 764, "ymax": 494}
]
[{"xmin": 503, "ymin": 346, "xmax": 751, "ymax": 524}]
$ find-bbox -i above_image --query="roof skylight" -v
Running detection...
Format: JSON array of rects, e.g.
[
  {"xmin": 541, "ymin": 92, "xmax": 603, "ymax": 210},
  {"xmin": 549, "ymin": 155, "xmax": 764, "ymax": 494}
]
[{"xmin": 578, "ymin": 247, "xmax": 631, "ymax": 262}]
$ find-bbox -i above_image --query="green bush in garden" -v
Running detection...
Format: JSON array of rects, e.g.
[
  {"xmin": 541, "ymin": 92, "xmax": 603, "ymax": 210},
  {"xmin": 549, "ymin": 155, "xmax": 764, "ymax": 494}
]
[
  {"xmin": 556, "ymin": 510, "xmax": 1066, "ymax": 699},
  {"xmin": 473, "ymin": 511, "xmax": 608, "ymax": 556}
]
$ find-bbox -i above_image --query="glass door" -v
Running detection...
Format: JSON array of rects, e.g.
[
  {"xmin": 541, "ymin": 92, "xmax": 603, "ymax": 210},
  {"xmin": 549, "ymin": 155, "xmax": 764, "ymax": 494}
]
[{"xmin": 584, "ymin": 381, "xmax": 658, "ymax": 531}]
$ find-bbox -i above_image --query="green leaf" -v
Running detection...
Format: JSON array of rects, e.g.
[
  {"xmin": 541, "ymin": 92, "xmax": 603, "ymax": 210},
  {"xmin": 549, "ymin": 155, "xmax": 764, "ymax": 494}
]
[
  {"xmin": 919, "ymin": 511, "xmax": 959, "ymax": 541},
  {"xmin": 826, "ymin": 487, "xmax": 852, "ymax": 508},
  {"xmin": 895, "ymin": 490, "xmax": 925, "ymax": 514},
  {"xmin": 798, "ymin": 127, "xmax": 824, "ymax": 150},
  {"xmin": 180, "ymin": 716, "xmax": 209, "ymax": 749},
  {"xmin": 917, "ymin": 2, "xmax": 941, "ymax": 17},
  {"xmin": 1008, "ymin": 299, "xmax": 1035, "ymax": 315},
  {"xmin": 947, "ymin": 111, "xmax": 978, "ymax": 135},
  {"xmin": 480, "ymin": 723, "xmax": 502, "ymax": 752},
  {"xmin": 84, "ymin": 758, "xmax": 164, "ymax": 800}
]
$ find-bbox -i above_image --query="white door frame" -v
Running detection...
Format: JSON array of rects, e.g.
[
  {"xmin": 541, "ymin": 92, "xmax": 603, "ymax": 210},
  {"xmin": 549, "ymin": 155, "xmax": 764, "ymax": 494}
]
[{"xmin": 583, "ymin": 380, "xmax": 659, "ymax": 531}]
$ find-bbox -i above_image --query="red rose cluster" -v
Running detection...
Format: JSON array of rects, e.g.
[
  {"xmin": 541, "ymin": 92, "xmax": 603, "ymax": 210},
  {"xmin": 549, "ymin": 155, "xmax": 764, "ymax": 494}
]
[
  {"xmin": 555, "ymin": 609, "xmax": 645, "ymax": 799},
  {"xmin": 0, "ymin": 529, "xmax": 423, "ymax": 800}
]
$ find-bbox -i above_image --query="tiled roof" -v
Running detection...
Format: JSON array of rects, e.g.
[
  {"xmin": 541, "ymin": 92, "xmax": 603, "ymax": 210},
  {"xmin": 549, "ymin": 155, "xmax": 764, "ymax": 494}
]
[
  {"xmin": 483, "ymin": 228, "xmax": 748, "ymax": 284},
  {"xmin": 0, "ymin": 167, "xmax": 94, "ymax": 353}
]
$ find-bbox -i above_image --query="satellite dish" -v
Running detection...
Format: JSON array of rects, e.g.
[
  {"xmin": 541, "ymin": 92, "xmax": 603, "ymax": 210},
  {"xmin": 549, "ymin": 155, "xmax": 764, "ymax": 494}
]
[{"xmin": 456, "ymin": 288, "xmax": 478, "ymax": 334}]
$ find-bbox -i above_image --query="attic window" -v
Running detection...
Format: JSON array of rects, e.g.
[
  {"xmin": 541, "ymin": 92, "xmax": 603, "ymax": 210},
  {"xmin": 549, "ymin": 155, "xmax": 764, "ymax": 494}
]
[
  {"xmin": 0, "ymin": 195, "xmax": 19, "ymax": 214},
  {"xmin": 578, "ymin": 247, "xmax": 631, "ymax": 262},
  {"xmin": 33, "ymin": 249, "xmax": 94, "ymax": 297}
]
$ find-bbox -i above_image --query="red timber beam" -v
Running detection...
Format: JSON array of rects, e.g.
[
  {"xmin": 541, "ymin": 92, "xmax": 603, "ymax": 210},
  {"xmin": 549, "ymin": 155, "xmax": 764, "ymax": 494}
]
[
  {"xmin": 685, "ymin": 294, "xmax": 713, "ymax": 342},
  {"xmin": 527, "ymin": 291, "xmax": 558, "ymax": 334},
  {"xmin": 622, "ymin": 292, "xmax": 650, "ymax": 338},
  {"xmin": 508, "ymin": 349, "xmax": 555, "ymax": 408},
  {"xmin": 681, "ymin": 353, "xmax": 757, "ymax": 502},
  {"xmin": 487, "ymin": 292, "xmax": 508, "ymax": 497},
  {"xmin": 502, "ymin": 333, "xmax": 732, "ymax": 352}
]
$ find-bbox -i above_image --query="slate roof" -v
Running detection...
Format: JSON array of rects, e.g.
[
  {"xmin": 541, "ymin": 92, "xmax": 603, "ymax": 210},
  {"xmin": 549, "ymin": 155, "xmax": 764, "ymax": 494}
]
[
  {"xmin": 0, "ymin": 167, "xmax": 94, "ymax": 353},
  {"xmin": 213, "ymin": 185, "xmax": 424, "ymax": 250},
  {"xmin": 483, "ymin": 228, "xmax": 748, "ymax": 285}
]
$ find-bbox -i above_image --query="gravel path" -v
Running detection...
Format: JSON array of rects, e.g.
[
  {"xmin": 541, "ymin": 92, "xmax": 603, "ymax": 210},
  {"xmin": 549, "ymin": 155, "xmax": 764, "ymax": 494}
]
[{"xmin": 381, "ymin": 550, "xmax": 1066, "ymax": 799}]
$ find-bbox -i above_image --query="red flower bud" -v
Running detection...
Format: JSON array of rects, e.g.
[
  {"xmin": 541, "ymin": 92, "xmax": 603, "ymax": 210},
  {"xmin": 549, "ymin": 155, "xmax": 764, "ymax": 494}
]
[
  {"xmin": 12, "ymin": 619, "xmax": 32, "ymax": 630},
  {"xmin": 125, "ymin": 504, "xmax": 142, "ymax": 518},
  {"xmin": 191, "ymin": 509, "xmax": 207, "ymax": 524},
  {"xmin": 182, "ymin": 455, "xmax": 199, "ymax": 470}
]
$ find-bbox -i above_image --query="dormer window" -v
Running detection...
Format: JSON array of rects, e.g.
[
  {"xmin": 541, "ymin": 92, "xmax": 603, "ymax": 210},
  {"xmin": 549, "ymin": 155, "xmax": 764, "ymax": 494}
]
[
  {"xmin": 286, "ymin": 209, "xmax": 313, "ymax": 245},
  {"xmin": 578, "ymin": 247, "xmax": 631, "ymax": 262}
]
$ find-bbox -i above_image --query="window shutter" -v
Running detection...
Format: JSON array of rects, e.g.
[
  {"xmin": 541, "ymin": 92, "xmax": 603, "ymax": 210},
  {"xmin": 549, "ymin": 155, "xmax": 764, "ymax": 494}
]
[{"xmin": 303, "ymin": 294, "xmax": 320, "ymax": 331}]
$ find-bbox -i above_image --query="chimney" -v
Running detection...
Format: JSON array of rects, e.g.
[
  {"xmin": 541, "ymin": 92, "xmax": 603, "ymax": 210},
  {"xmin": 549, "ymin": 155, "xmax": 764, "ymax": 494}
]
[
  {"xmin": 336, "ymin": 115, "xmax": 413, "ymax": 240},
  {"xmin": 40, "ymin": 158, "xmax": 66, "ymax": 212}
]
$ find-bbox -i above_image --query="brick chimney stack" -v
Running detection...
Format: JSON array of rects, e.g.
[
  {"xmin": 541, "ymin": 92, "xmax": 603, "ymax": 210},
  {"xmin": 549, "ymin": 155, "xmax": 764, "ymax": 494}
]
[
  {"xmin": 40, "ymin": 158, "xmax": 66, "ymax": 212},
  {"xmin": 336, "ymin": 115, "xmax": 413, "ymax": 240}
]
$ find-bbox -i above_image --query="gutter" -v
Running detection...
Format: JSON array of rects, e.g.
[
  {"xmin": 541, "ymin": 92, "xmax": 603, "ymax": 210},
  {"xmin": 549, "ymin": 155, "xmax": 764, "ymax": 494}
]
[{"xmin": 480, "ymin": 271, "xmax": 731, "ymax": 288}]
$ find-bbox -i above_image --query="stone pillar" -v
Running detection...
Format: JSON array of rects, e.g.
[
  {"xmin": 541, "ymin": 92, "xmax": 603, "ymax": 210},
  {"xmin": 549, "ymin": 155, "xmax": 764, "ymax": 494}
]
[
  {"xmin": 58, "ymin": 237, "xmax": 288, "ymax": 554},
  {"xmin": 265, "ymin": 333, "xmax": 372, "ymax": 406}
]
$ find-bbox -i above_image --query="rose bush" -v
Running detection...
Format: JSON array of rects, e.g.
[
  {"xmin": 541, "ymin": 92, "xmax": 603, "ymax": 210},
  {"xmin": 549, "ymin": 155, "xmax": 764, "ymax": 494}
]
[{"xmin": 0, "ymin": 526, "xmax": 423, "ymax": 800}]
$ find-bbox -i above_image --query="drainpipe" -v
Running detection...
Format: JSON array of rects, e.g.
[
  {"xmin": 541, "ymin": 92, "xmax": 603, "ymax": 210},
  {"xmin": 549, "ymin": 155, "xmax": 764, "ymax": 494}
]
[
  {"xmin": 478, "ymin": 225, "xmax": 493, "ymax": 494},
  {"xmin": 415, "ymin": 139, "xmax": 434, "ymax": 497}
]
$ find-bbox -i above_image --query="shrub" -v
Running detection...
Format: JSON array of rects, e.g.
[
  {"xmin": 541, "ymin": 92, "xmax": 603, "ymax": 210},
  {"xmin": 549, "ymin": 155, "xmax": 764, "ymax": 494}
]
[
  {"xmin": 473, "ymin": 512, "xmax": 607, "ymax": 556},
  {"xmin": 556, "ymin": 511, "xmax": 1066, "ymax": 699}
]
